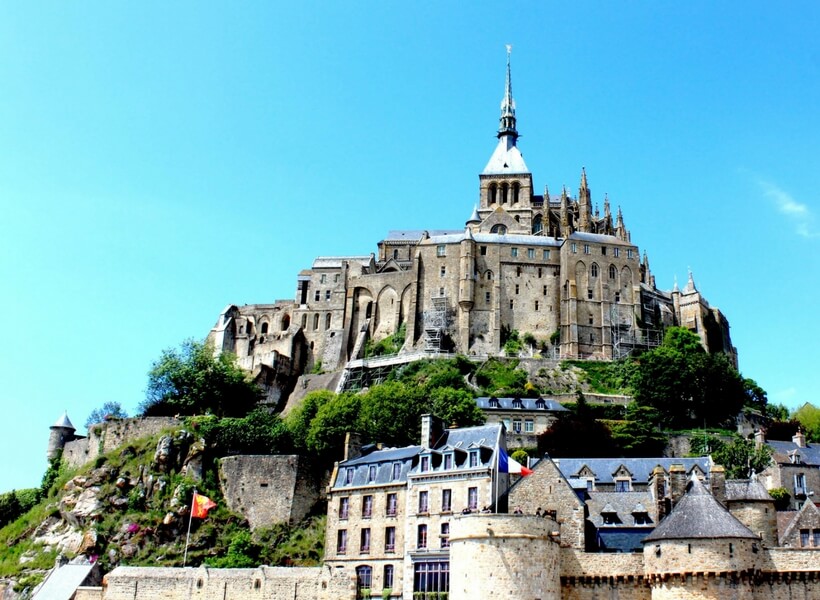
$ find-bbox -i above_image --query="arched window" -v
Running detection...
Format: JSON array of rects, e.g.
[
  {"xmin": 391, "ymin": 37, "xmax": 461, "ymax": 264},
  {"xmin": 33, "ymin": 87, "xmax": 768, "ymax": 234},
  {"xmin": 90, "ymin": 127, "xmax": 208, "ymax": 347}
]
[
  {"xmin": 313, "ymin": 314, "xmax": 319, "ymax": 330},
  {"xmin": 325, "ymin": 313, "xmax": 332, "ymax": 330},
  {"xmin": 301, "ymin": 314, "xmax": 307, "ymax": 329},
  {"xmin": 355, "ymin": 566, "xmax": 372, "ymax": 598},
  {"xmin": 609, "ymin": 265, "xmax": 617, "ymax": 280},
  {"xmin": 393, "ymin": 248, "xmax": 399, "ymax": 260},
  {"xmin": 281, "ymin": 314, "xmax": 290, "ymax": 330},
  {"xmin": 532, "ymin": 214, "xmax": 543, "ymax": 234},
  {"xmin": 383, "ymin": 565, "xmax": 394, "ymax": 590},
  {"xmin": 591, "ymin": 264, "xmax": 599, "ymax": 278},
  {"xmin": 512, "ymin": 182, "xmax": 520, "ymax": 204},
  {"xmin": 500, "ymin": 182, "xmax": 509, "ymax": 204},
  {"xmin": 490, "ymin": 224, "xmax": 507, "ymax": 235},
  {"xmin": 488, "ymin": 183, "xmax": 497, "ymax": 204},
  {"xmin": 260, "ymin": 322, "xmax": 269, "ymax": 334},
  {"xmin": 486, "ymin": 270, "xmax": 493, "ymax": 281}
]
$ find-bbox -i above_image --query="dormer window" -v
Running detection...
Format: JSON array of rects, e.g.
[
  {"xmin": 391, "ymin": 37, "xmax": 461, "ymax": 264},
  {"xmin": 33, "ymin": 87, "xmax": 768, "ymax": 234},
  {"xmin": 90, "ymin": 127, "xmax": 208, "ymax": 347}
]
[
  {"xmin": 469, "ymin": 451, "xmax": 479, "ymax": 468},
  {"xmin": 790, "ymin": 451, "xmax": 802, "ymax": 464},
  {"xmin": 345, "ymin": 468, "xmax": 354, "ymax": 485},
  {"xmin": 536, "ymin": 399, "xmax": 546, "ymax": 409},
  {"xmin": 421, "ymin": 456, "xmax": 430, "ymax": 472},
  {"xmin": 444, "ymin": 454, "xmax": 453, "ymax": 470},
  {"xmin": 489, "ymin": 397, "xmax": 500, "ymax": 408},
  {"xmin": 512, "ymin": 398, "xmax": 523, "ymax": 409},
  {"xmin": 392, "ymin": 463, "xmax": 402, "ymax": 481},
  {"xmin": 368, "ymin": 465, "xmax": 377, "ymax": 482}
]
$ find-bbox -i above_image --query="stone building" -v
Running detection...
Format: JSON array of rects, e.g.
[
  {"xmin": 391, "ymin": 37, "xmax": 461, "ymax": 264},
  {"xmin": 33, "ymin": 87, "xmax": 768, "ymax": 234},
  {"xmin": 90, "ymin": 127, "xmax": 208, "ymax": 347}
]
[
  {"xmin": 759, "ymin": 429, "xmax": 820, "ymax": 510},
  {"xmin": 475, "ymin": 395, "xmax": 569, "ymax": 448},
  {"xmin": 209, "ymin": 49, "xmax": 737, "ymax": 382}
]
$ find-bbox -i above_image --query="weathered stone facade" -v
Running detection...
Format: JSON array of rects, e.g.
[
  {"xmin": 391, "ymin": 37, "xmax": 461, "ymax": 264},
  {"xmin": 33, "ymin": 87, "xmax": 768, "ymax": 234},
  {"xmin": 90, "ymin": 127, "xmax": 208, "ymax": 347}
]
[
  {"xmin": 219, "ymin": 455, "xmax": 321, "ymax": 530},
  {"xmin": 208, "ymin": 52, "xmax": 736, "ymax": 382}
]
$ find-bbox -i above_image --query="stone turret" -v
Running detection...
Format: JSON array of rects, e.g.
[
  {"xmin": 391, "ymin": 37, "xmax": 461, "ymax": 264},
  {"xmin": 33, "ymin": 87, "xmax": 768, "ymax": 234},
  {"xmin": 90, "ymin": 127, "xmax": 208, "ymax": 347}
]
[{"xmin": 47, "ymin": 411, "xmax": 76, "ymax": 461}]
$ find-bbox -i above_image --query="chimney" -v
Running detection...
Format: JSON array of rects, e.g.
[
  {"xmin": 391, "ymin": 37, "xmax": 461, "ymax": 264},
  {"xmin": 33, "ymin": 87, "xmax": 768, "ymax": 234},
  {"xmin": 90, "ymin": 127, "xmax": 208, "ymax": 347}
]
[
  {"xmin": 754, "ymin": 429, "xmax": 766, "ymax": 450},
  {"xmin": 669, "ymin": 465, "xmax": 687, "ymax": 507},
  {"xmin": 344, "ymin": 432, "xmax": 363, "ymax": 461},
  {"xmin": 710, "ymin": 465, "xmax": 726, "ymax": 506},
  {"xmin": 793, "ymin": 429, "xmax": 807, "ymax": 449},
  {"xmin": 420, "ymin": 414, "xmax": 445, "ymax": 449},
  {"xmin": 649, "ymin": 466, "xmax": 668, "ymax": 521}
]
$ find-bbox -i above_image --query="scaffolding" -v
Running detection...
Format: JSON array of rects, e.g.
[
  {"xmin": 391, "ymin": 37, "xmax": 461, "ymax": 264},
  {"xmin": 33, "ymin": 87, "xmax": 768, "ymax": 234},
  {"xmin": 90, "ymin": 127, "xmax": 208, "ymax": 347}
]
[
  {"xmin": 610, "ymin": 303, "xmax": 663, "ymax": 360},
  {"xmin": 422, "ymin": 295, "xmax": 448, "ymax": 353}
]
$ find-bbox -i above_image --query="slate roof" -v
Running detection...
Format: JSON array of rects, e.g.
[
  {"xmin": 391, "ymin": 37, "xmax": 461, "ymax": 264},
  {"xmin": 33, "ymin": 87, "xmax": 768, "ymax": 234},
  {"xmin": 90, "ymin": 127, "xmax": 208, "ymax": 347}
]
[
  {"xmin": 435, "ymin": 424, "xmax": 502, "ymax": 453},
  {"xmin": 33, "ymin": 563, "xmax": 95, "ymax": 600},
  {"xmin": 482, "ymin": 137, "xmax": 530, "ymax": 175},
  {"xmin": 586, "ymin": 491, "xmax": 655, "ymax": 529},
  {"xmin": 643, "ymin": 478, "xmax": 759, "ymax": 542},
  {"xmin": 725, "ymin": 478, "xmax": 774, "ymax": 502},
  {"xmin": 766, "ymin": 440, "xmax": 820, "ymax": 466},
  {"xmin": 779, "ymin": 499, "xmax": 820, "ymax": 546},
  {"xmin": 597, "ymin": 529, "xmax": 649, "ymax": 553},
  {"xmin": 556, "ymin": 457, "xmax": 711, "ymax": 487},
  {"xmin": 333, "ymin": 446, "xmax": 421, "ymax": 488},
  {"xmin": 476, "ymin": 397, "xmax": 569, "ymax": 412},
  {"xmin": 52, "ymin": 412, "xmax": 75, "ymax": 430}
]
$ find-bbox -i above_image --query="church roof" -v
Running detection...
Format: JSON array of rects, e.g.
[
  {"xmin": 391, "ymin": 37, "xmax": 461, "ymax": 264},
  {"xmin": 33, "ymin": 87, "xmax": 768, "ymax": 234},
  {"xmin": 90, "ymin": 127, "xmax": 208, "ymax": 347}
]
[
  {"xmin": 52, "ymin": 411, "xmax": 75, "ymax": 430},
  {"xmin": 482, "ymin": 137, "xmax": 529, "ymax": 175},
  {"xmin": 643, "ymin": 477, "xmax": 759, "ymax": 542}
]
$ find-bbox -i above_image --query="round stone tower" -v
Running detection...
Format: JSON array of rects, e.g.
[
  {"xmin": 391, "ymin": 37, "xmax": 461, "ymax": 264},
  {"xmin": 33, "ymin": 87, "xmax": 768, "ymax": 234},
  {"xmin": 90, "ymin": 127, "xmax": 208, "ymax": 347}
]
[
  {"xmin": 448, "ymin": 513, "xmax": 560, "ymax": 600},
  {"xmin": 47, "ymin": 411, "xmax": 76, "ymax": 461},
  {"xmin": 643, "ymin": 476, "xmax": 760, "ymax": 599},
  {"xmin": 725, "ymin": 475, "xmax": 778, "ymax": 547}
]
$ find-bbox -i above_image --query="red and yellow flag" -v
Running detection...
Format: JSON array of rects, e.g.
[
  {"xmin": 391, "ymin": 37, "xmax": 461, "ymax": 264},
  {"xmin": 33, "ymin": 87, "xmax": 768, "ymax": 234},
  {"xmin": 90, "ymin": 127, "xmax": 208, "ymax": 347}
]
[{"xmin": 191, "ymin": 492, "xmax": 217, "ymax": 518}]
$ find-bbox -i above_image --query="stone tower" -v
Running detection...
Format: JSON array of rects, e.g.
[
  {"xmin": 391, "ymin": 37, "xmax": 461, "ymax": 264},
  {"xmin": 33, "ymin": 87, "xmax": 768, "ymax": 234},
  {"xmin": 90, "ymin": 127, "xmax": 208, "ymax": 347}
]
[{"xmin": 47, "ymin": 411, "xmax": 76, "ymax": 461}]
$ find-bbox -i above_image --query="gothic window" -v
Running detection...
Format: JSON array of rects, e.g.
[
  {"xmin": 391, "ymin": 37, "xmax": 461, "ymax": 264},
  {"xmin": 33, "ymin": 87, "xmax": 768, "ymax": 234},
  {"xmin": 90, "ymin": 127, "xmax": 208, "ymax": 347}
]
[
  {"xmin": 490, "ymin": 224, "xmax": 507, "ymax": 235},
  {"xmin": 301, "ymin": 314, "xmax": 307, "ymax": 329},
  {"xmin": 591, "ymin": 264, "xmax": 599, "ymax": 278},
  {"xmin": 500, "ymin": 182, "xmax": 509, "ymax": 204},
  {"xmin": 486, "ymin": 270, "xmax": 493, "ymax": 281},
  {"xmin": 325, "ymin": 313, "xmax": 331, "ymax": 330},
  {"xmin": 313, "ymin": 314, "xmax": 320, "ymax": 330},
  {"xmin": 393, "ymin": 248, "xmax": 399, "ymax": 259},
  {"xmin": 281, "ymin": 314, "xmax": 290, "ymax": 330},
  {"xmin": 512, "ymin": 182, "xmax": 520, "ymax": 203},
  {"xmin": 260, "ymin": 322, "xmax": 269, "ymax": 334},
  {"xmin": 609, "ymin": 265, "xmax": 617, "ymax": 279},
  {"xmin": 533, "ymin": 214, "xmax": 543, "ymax": 234},
  {"xmin": 488, "ymin": 183, "xmax": 497, "ymax": 204}
]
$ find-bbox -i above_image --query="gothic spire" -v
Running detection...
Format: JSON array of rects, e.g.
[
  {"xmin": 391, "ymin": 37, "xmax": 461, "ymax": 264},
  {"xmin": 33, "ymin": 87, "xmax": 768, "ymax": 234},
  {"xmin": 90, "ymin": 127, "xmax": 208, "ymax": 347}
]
[{"xmin": 498, "ymin": 45, "xmax": 518, "ymax": 142}]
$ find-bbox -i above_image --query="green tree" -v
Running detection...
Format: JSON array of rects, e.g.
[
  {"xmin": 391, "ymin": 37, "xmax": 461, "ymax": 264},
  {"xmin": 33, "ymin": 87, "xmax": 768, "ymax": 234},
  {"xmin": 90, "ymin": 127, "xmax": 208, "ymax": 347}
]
[
  {"xmin": 140, "ymin": 339, "xmax": 260, "ymax": 418},
  {"xmin": 358, "ymin": 382, "xmax": 426, "ymax": 448},
  {"xmin": 285, "ymin": 390, "xmax": 336, "ymax": 451},
  {"xmin": 429, "ymin": 388, "xmax": 484, "ymax": 429},
  {"xmin": 85, "ymin": 401, "xmax": 128, "ymax": 429},
  {"xmin": 195, "ymin": 410, "xmax": 293, "ymax": 456},
  {"xmin": 609, "ymin": 403, "xmax": 667, "ymax": 457},
  {"xmin": 792, "ymin": 403, "xmax": 820, "ymax": 442},
  {"xmin": 690, "ymin": 433, "xmax": 773, "ymax": 479},
  {"xmin": 306, "ymin": 393, "xmax": 362, "ymax": 455},
  {"xmin": 538, "ymin": 393, "xmax": 617, "ymax": 457},
  {"xmin": 632, "ymin": 327, "xmax": 745, "ymax": 429}
]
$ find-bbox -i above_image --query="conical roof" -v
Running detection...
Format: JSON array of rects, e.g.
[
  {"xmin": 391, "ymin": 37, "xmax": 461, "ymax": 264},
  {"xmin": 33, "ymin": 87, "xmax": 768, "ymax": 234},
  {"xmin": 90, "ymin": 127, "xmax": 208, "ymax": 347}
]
[
  {"xmin": 52, "ymin": 411, "xmax": 75, "ymax": 430},
  {"xmin": 644, "ymin": 477, "xmax": 758, "ymax": 542}
]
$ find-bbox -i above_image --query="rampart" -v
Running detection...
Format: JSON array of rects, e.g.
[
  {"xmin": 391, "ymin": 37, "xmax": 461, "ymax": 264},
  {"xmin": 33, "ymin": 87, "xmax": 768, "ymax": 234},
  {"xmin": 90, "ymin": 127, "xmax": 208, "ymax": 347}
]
[
  {"xmin": 219, "ymin": 455, "xmax": 321, "ymax": 529},
  {"xmin": 102, "ymin": 565, "xmax": 354, "ymax": 600},
  {"xmin": 62, "ymin": 417, "xmax": 181, "ymax": 470}
]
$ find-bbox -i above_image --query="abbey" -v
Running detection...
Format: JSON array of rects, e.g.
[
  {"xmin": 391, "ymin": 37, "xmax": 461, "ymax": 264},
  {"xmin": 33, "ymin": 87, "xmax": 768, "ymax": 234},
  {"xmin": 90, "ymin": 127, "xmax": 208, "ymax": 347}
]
[{"xmin": 209, "ymin": 51, "xmax": 735, "ymax": 379}]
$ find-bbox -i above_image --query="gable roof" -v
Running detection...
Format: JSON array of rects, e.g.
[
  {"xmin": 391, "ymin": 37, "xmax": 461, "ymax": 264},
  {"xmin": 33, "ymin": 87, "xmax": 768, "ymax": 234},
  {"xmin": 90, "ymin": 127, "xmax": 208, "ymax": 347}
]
[
  {"xmin": 779, "ymin": 499, "xmax": 820, "ymax": 546},
  {"xmin": 643, "ymin": 477, "xmax": 758, "ymax": 542},
  {"xmin": 766, "ymin": 440, "xmax": 820, "ymax": 466}
]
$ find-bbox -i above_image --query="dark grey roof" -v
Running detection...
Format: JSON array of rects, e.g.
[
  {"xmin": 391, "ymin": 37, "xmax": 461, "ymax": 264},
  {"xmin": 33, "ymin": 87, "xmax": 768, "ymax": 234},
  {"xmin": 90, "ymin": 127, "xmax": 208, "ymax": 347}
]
[
  {"xmin": 725, "ymin": 479, "xmax": 774, "ymax": 502},
  {"xmin": 34, "ymin": 563, "xmax": 95, "ymax": 600},
  {"xmin": 435, "ymin": 424, "xmax": 502, "ymax": 452},
  {"xmin": 766, "ymin": 440, "xmax": 820, "ymax": 466},
  {"xmin": 779, "ymin": 501, "xmax": 820, "ymax": 545},
  {"xmin": 586, "ymin": 491, "xmax": 655, "ymax": 529},
  {"xmin": 476, "ymin": 397, "xmax": 569, "ymax": 412},
  {"xmin": 557, "ymin": 457, "xmax": 711, "ymax": 486},
  {"xmin": 597, "ymin": 529, "xmax": 649, "ymax": 553},
  {"xmin": 643, "ymin": 478, "xmax": 759, "ymax": 542},
  {"xmin": 52, "ymin": 412, "xmax": 75, "ymax": 429},
  {"xmin": 334, "ymin": 446, "xmax": 421, "ymax": 488}
]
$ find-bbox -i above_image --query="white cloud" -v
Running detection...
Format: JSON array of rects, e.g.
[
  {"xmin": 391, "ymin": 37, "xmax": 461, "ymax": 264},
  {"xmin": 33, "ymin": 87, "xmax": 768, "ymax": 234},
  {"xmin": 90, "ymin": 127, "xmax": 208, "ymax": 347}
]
[{"xmin": 758, "ymin": 179, "xmax": 817, "ymax": 238}]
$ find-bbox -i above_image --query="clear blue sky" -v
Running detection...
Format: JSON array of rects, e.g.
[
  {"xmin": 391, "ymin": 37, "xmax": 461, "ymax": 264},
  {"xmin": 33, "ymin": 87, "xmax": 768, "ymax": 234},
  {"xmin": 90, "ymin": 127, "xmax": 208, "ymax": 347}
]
[{"xmin": 2, "ymin": 2, "xmax": 819, "ymax": 492}]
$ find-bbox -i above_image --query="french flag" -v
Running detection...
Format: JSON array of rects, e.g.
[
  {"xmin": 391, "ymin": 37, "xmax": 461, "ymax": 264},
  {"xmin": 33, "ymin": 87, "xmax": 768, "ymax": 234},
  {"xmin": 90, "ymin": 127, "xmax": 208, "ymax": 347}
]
[{"xmin": 498, "ymin": 448, "xmax": 533, "ymax": 476}]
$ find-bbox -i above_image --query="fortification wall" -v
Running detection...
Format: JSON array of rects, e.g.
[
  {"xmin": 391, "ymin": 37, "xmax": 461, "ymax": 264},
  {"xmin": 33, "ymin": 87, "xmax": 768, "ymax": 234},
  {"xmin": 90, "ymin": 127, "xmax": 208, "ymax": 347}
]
[
  {"xmin": 102, "ymin": 565, "xmax": 354, "ymax": 600},
  {"xmin": 449, "ymin": 514, "xmax": 560, "ymax": 600},
  {"xmin": 74, "ymin": 587, "xmax": 103, "ymax": 600},
  {"xmin": 219, "ymin": 455, "xmax": 320, "ymax": 529},
  {"xmin": 647, "ymin": 575, "xmax": 755, "ymax": 600},
  {"xmin": 63, "ymin": 418, "xmax": 181, "ymax": 469},
  {"xmin": 644, "ymin": 539, "xmax": 757, "ymax": 576},
  {"xmin": 559, "ymin": 548, "xmax": 649, "ymax": 600}
]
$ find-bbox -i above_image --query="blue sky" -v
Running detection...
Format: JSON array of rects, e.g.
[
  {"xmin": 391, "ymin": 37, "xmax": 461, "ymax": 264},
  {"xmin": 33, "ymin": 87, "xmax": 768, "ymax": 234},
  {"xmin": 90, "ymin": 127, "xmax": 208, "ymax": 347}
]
[{"xmin": 1, "ymin": 3, "xmax": 819, "ymax": 492}]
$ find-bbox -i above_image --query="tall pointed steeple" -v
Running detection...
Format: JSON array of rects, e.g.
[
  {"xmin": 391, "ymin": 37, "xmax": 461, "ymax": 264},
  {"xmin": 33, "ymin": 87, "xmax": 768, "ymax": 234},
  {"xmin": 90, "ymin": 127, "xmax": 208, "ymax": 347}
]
[{"xmin": 498, "ymin": 44, "xmax": 518, "ymax": 142}]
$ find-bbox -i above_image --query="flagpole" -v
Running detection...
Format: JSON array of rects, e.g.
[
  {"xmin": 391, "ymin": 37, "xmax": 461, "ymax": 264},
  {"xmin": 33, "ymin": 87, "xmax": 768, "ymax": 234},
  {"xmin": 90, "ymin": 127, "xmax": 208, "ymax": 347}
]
[{"xmin": 183, "ymin": 489, "xmax": 196, "ymax": 567}]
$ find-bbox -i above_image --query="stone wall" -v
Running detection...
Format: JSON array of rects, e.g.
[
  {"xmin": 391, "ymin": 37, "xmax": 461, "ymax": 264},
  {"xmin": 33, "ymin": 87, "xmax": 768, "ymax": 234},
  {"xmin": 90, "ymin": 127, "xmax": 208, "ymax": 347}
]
[
  {"xmin": 74, "ymin": 587, "xmax": 104, "ymax": 600},
  {"xmin": 449, "ymin": 514, "xmax": 560, "ymax": 600},
  {"xmin": 102, "ymin": 566, "xmax": 354, "ymax": 600},
  {"xmin": 219, "ymin": 455, "xmax": 320, "ymax": 529},
  {"xmin": 63, "ymin": 418, "xmax": 181, "ymax": 470}
]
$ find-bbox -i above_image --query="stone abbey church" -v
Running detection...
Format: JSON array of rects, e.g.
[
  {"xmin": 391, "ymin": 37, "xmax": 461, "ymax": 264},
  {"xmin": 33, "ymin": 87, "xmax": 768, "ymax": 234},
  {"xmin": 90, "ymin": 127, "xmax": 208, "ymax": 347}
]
[{"xmin": 210, "ymin": 52, "xmax": 736, "ymax": 378}]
